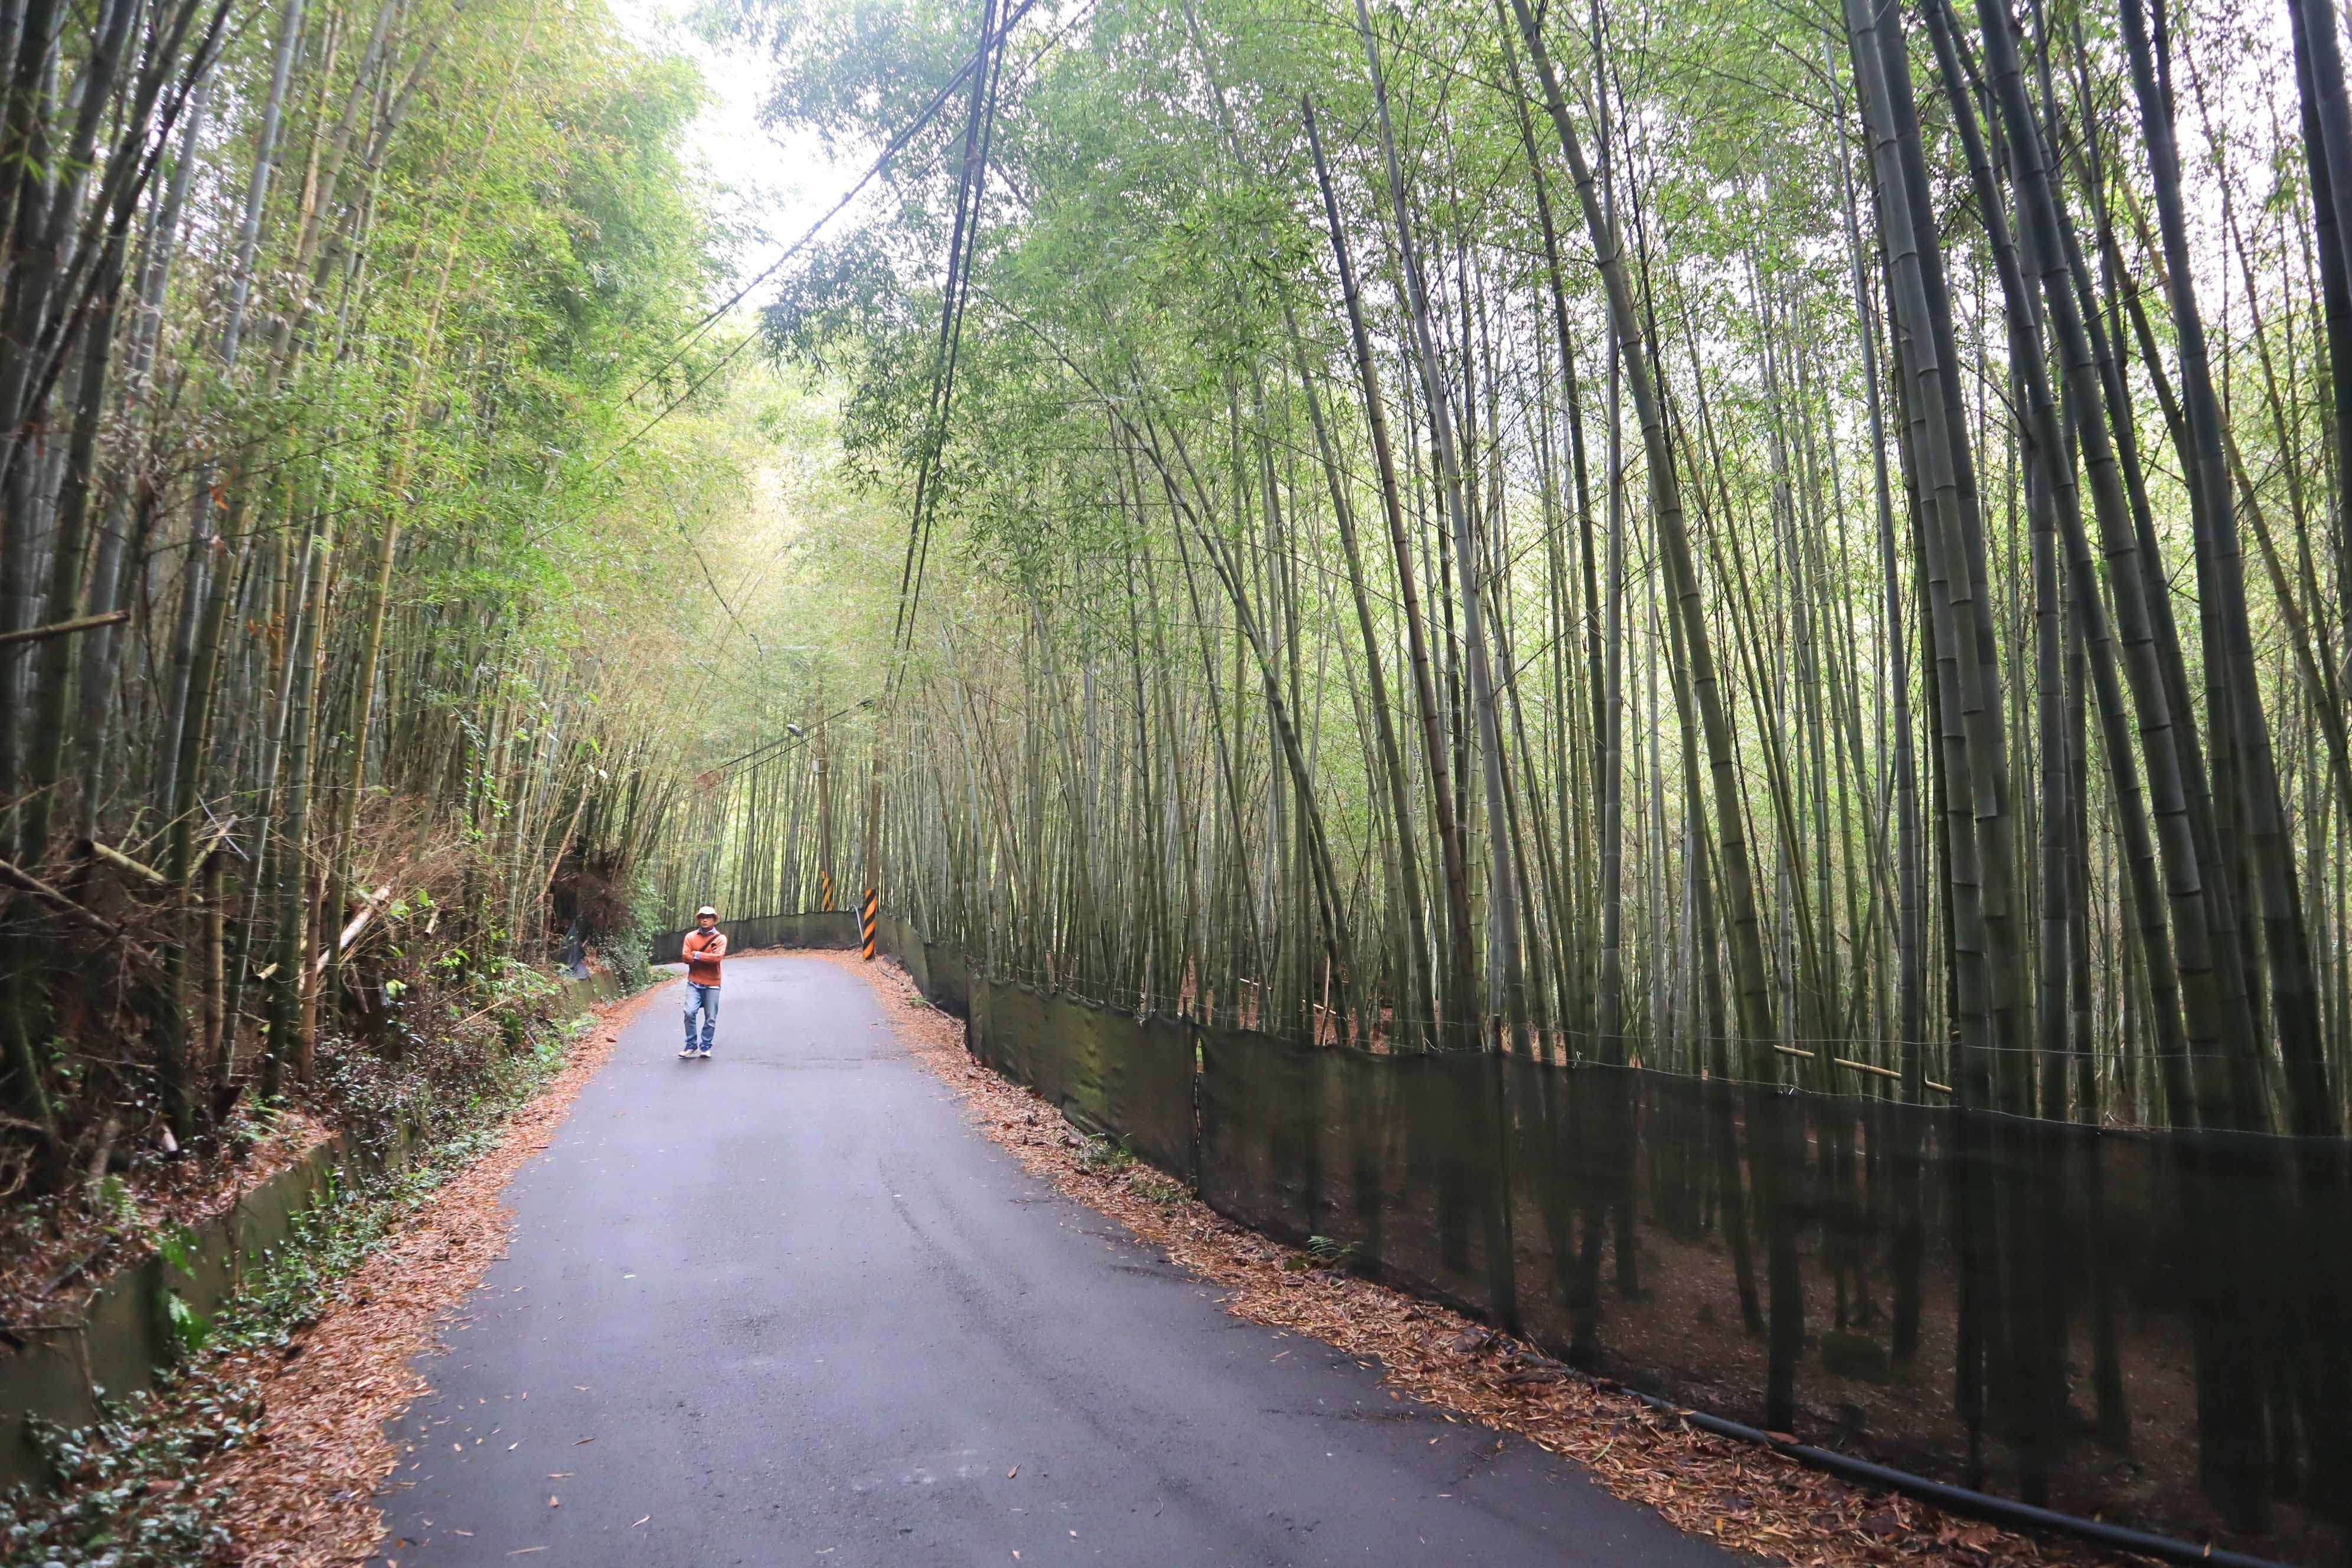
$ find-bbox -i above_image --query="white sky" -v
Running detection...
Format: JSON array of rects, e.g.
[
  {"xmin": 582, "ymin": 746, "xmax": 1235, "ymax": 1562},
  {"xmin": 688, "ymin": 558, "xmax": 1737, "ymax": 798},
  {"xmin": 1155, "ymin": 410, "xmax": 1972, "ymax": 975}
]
[{"xmin": 605, "ymin": 0, "xmax": 868, "ymax": 293}]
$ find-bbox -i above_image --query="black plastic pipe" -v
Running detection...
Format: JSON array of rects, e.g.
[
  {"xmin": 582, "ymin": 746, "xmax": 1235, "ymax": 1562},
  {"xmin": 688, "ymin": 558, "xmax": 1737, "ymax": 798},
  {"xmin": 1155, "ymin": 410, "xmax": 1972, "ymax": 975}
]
[{"xmin": 1605, "ymin": 1380, "xmax": 2294, "ymax": 1568}]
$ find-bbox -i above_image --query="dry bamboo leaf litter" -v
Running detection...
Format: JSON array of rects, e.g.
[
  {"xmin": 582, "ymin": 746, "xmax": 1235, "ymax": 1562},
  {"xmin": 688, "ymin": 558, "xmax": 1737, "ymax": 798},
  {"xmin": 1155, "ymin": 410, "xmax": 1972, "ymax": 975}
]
[
  {"xmin": 819, "ymin": 950, "xmax": 2157, "ymax": 1568},
  {"xmin": 205, "ymin": 981, "xmax": 664, "ymax": 1568}
]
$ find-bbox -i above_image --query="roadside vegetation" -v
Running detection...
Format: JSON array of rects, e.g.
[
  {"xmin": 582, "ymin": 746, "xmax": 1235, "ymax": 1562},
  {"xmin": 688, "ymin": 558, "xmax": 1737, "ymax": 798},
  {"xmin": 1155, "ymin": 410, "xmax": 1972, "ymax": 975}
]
[
  {"xmin": 1, "ymin": 1004, "xmax": 588, "ymax": 1567},
  {"xmin": 0, "ymin": 0, "xmax": 777, "ymax": 1242},
  {"xmin": 0, "ymin": 0, "xmax": 801, "ymax": 1547}
]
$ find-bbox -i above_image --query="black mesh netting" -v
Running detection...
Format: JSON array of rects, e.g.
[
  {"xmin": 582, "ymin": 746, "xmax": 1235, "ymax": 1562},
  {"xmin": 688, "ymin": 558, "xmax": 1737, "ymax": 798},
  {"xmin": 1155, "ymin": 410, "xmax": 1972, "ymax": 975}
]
[
  {"xmin": 711, "ymin": 918, "xmax": 2351, "ymax": 1561},
  {"xmin": 966, "ymin": 977, "xmax": 1195, "ymax": 1180},
  {"xmin": 1195, "ymin": 1034, "xmax": 2350, "ymax": 1560},
  {"xmin": 921, "ymin": 940, "xmax": 971, "ymax": 1017}
]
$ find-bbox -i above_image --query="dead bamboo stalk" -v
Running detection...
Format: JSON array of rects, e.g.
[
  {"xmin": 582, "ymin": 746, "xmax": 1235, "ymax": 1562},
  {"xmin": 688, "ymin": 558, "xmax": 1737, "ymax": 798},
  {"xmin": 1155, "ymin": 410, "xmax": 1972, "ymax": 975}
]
[{"xmin": 0, "ymin": 610, "xmax": 130, "ymax": 648}]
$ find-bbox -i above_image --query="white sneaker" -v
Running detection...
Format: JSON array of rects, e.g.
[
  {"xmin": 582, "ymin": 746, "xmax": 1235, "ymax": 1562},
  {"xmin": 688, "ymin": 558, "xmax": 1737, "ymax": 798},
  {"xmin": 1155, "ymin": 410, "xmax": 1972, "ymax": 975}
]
[
  {"xmin": 678, "ymin": 1046, "xmax": 695, "ymax": 1059},
  {"xmin": 698, "ymin": 1046, "xmax": 714, "ymax": 1058}
]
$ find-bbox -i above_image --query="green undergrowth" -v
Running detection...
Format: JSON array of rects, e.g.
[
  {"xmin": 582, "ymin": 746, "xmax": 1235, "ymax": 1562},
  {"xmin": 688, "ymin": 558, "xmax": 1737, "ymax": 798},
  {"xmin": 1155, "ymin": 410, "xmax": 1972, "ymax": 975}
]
[
  {"xmin": 594, "ymin": 871, "xmax": 662, "ymax": 998},
  {"xmin": 1073, "ymin": 1132, "xmax": 1136, "ymax": 1177},
  {"xmin": 1125, "ymin": 1172, "xmax": 1188, "ymax": 1209},
  {"xmin": 0, "ymin": 1005, "xmax": 594, "ymax": 1568}
]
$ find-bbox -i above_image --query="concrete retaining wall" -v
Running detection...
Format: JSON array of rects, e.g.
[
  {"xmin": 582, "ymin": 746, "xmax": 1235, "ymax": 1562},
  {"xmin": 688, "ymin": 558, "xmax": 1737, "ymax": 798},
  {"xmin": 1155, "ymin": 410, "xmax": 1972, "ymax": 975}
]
[{"xmin": 0, "ymin": 965, "xmax": 636, "ymax": 1493}]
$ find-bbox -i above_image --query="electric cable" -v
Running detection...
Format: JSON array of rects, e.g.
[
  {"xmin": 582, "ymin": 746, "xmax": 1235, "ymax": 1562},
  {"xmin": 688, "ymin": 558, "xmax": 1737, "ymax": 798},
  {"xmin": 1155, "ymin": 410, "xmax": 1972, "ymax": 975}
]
[{"xmin": 620, "ymin": 0, "xmax": 1048, "ymax": 412}]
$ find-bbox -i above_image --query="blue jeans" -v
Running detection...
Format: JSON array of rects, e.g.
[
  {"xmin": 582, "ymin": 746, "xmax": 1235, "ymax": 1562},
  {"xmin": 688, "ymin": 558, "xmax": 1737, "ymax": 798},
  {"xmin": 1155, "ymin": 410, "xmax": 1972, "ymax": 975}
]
[{"xmin": 684, "ymin": 982, "xmax": 719, "ymax": 1051}]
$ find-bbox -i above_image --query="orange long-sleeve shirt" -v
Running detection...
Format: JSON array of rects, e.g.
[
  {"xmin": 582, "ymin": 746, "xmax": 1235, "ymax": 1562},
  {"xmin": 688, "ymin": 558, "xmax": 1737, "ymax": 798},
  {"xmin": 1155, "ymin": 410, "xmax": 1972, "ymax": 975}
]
[{"xmin": 684, "ymin": 929, "xmax": 726, "ymax": 986}]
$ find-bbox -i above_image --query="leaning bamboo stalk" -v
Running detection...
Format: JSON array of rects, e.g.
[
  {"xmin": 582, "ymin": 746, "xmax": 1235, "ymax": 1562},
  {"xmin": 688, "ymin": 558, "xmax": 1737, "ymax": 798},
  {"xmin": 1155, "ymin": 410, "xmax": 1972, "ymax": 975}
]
[
  {"xmin": 1302, "ymin": 97, "xmax": 1477, "ymax": 1048},
  {"xmin": 0, "ymin": 609, "xmax": 130, "ymax": 648},
  {"xmin": 1507, "ymin": 0, "xmax": 1778, "ymax": 1069},
  {"xmin": 2118, "ymin": 0, "xmax": 2332, "ymax": 1134}
]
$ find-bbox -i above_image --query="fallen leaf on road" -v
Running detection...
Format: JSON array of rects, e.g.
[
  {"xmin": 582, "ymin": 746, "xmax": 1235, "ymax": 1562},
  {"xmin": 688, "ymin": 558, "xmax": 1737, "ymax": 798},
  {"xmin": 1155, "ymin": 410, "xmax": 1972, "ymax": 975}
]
[{"xmin": 1006, "ymin": 1465, "xmax": 1018, "ymax": 1478}]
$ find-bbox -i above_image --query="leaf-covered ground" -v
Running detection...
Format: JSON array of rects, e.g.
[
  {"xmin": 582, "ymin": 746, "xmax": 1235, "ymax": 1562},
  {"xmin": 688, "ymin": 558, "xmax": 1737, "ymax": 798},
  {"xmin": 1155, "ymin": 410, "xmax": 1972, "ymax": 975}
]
[
  {"xmin": 824, "ymin": 950, "xmax": 2150, "ymax": 1568},
  {"xmin": 194, "ymin": 984, "xmax": 661, "ymax": 1567},
  {"xmin": 108, "ymin": 953, "xmax": 2161, "ymax": 1567}
]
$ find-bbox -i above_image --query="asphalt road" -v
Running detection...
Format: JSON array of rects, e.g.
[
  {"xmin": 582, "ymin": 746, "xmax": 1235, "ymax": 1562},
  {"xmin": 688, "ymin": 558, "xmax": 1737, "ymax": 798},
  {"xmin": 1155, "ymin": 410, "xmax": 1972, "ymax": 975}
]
[{"xmin": 374, "ymin": 954, "xmax": 1736, "ymax": 1567}]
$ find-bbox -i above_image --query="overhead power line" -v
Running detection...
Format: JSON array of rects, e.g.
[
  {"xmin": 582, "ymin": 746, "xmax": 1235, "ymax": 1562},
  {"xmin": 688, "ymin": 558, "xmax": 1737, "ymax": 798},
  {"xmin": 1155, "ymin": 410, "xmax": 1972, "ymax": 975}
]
[
  {"xmin": 620, "ymin": 0, "xmax": 1049, "ymax": 414},
  {"xmin": 883, "ymin": 0, "xmax": 1012, "ymax": 705}
]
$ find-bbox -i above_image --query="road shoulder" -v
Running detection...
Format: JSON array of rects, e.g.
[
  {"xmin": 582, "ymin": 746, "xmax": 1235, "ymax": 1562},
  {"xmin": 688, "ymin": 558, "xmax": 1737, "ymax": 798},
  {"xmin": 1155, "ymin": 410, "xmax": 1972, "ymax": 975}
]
[
  {"xmin": 208, "ymin": 982, "xmax": 666, "ymax": 1567},
  {"xmin": 814, "ymin": 949, "xmax": 2114, "ymax": 1568}
]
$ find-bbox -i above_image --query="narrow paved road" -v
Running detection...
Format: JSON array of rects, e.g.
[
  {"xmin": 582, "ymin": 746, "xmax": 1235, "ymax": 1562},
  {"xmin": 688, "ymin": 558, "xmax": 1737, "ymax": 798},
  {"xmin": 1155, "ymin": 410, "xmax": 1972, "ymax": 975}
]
[{"xmin": 375, "ymin": 955, "xmax": 1736, "ymax": 1566}]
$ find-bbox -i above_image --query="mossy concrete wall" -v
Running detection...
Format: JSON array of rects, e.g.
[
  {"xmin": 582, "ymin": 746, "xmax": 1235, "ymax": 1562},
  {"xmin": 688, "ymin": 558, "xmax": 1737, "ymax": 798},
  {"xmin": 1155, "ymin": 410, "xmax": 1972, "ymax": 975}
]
[
  {"xmin": 0, "ymin": 965, "xmax": 634, "ymax": 1494},
  {"xmin": 0, "ymin": 1126, "xmax": 383, "ymax": 1492}
]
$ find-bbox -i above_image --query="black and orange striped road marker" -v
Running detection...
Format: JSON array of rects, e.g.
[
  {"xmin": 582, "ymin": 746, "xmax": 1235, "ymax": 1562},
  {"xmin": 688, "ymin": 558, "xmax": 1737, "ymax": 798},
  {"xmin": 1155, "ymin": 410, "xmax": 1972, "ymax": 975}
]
[
  {"xmin": 820, "ymin": 870, "xmax": 836, "ymax": 910},
  {"xmin": 859, "ymin": 887, "xmax": 878, "ymax": 961}
]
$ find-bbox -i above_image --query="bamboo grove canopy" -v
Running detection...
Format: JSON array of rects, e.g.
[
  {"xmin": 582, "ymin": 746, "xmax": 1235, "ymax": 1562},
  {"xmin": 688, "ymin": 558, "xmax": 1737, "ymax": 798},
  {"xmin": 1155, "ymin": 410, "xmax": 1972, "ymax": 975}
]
[
  {"xmin": 9, "ymin": 0, "xmax": 2352, "ymax": 1552},
  {"xmin": 639, "ymin": 0, "xmax": 2352, "ymax": 1554},
  {"xmin": 0, "ymin": 0, "xmax": 774, "ymax": 1194}
]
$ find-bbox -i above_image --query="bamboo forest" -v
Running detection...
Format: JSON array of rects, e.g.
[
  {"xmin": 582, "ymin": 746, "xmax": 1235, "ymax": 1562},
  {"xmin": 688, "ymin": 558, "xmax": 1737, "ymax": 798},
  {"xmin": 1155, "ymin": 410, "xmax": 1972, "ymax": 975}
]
[{"xmin": 8, "ymin": 0, "xmax": 2352, "ymax": 1554}]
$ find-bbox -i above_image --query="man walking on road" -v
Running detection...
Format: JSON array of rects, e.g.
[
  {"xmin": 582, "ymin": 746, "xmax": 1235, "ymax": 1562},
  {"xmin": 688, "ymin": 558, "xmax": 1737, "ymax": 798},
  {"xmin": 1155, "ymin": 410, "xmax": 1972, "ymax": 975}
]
[{"xmin": 681, "ymin": 906, "xmax": 726, "ymax": 1059}]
